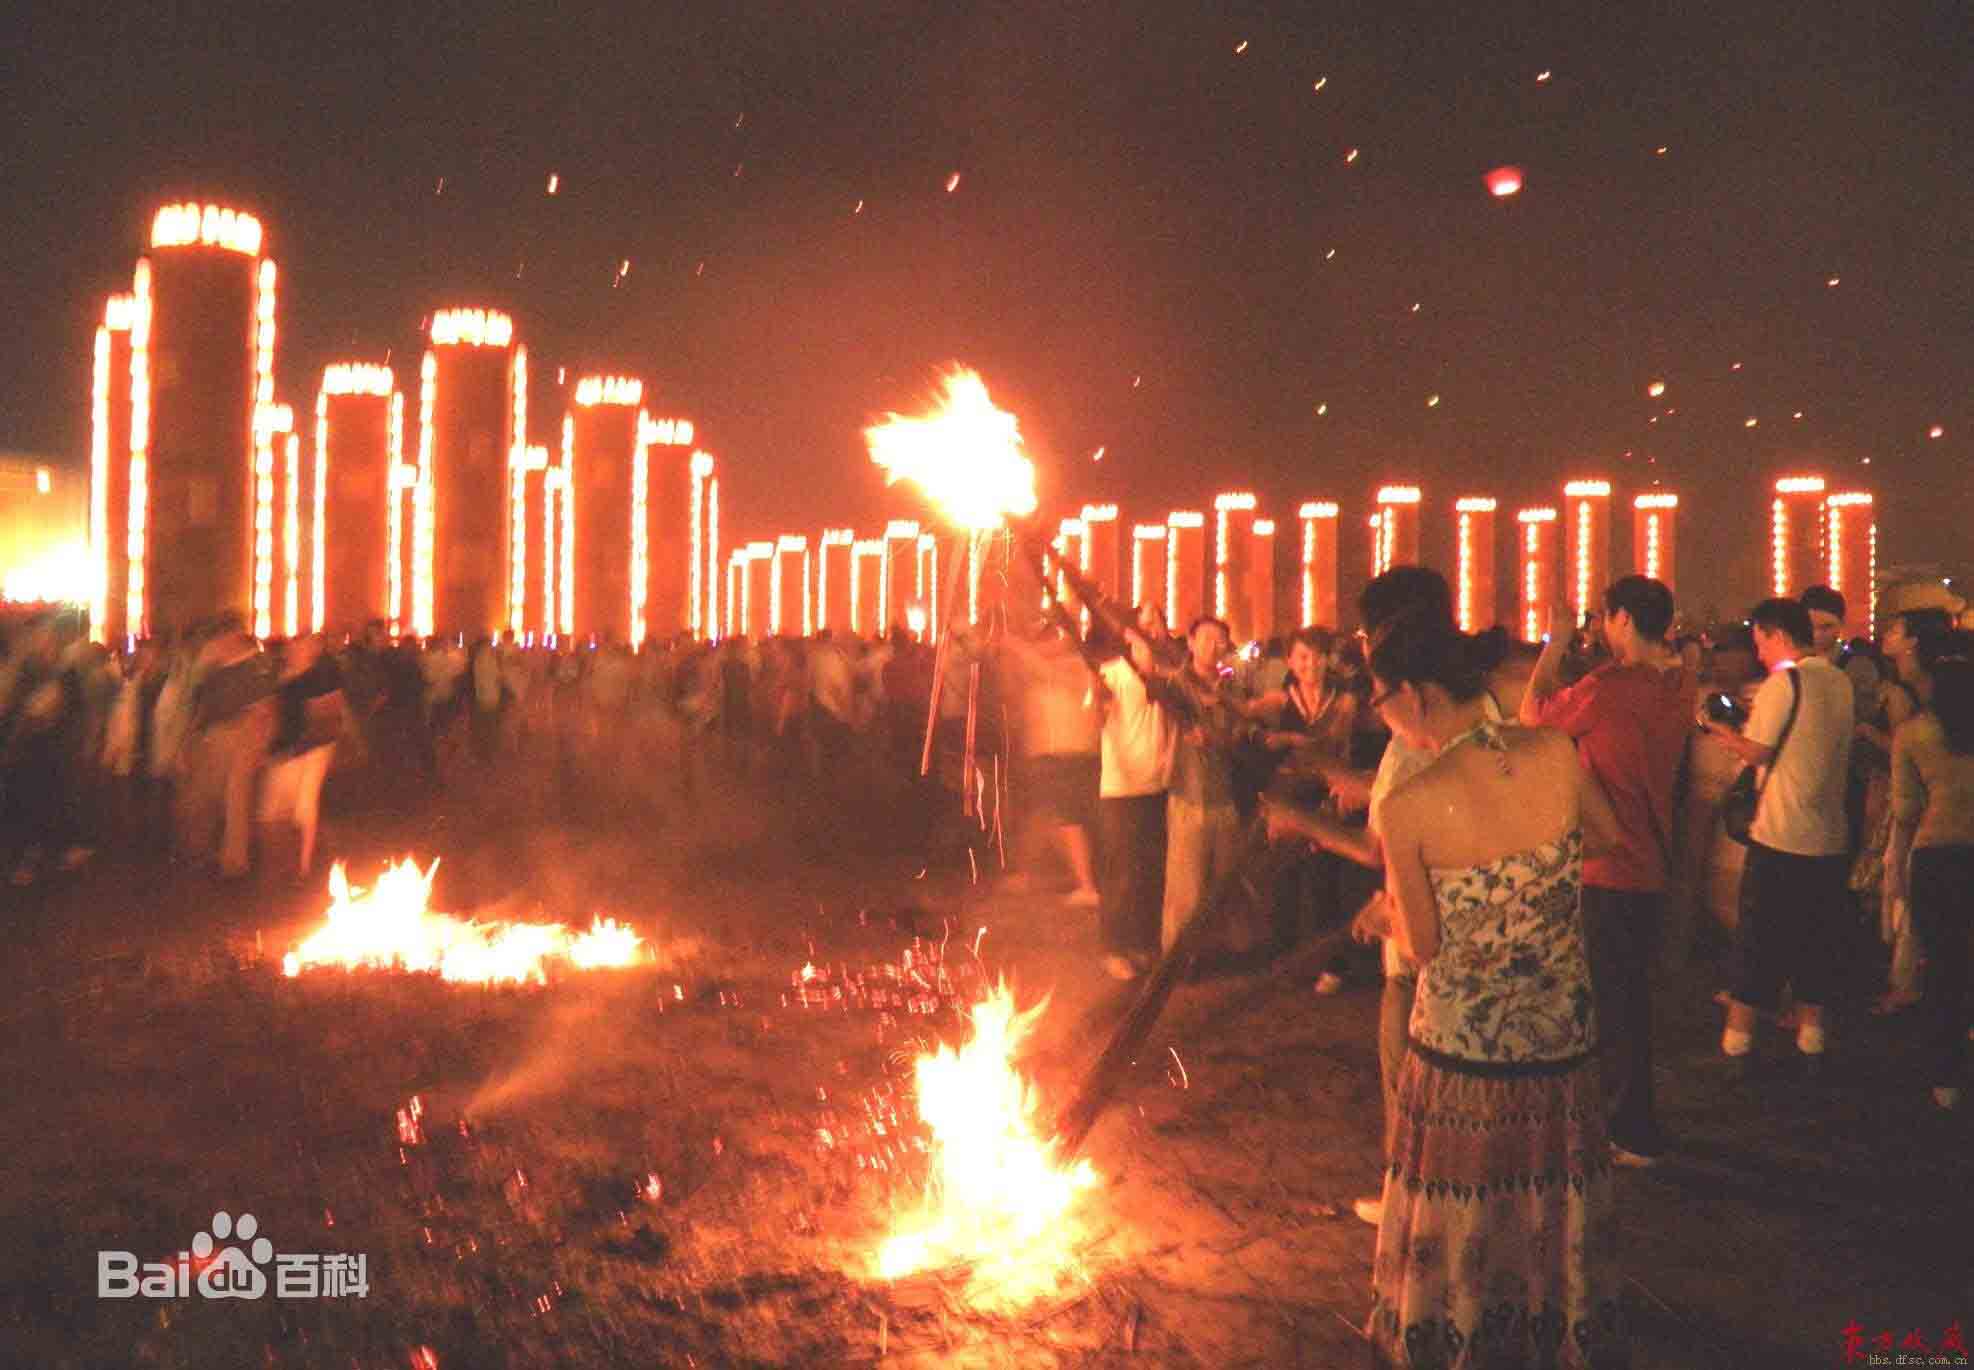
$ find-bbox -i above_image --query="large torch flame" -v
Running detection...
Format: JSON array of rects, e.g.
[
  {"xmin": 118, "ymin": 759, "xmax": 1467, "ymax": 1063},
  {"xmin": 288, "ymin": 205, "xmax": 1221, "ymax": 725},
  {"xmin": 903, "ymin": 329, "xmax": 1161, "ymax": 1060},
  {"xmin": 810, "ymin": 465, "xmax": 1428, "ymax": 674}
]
[
  {"xmin": 876, "ymin": 982, "xmax": 1098, "ymax": 1306},
  {"xmin": 281, "ymin": 858, "xmax": 642, "ymax": 985},
  {"xmin": 865, "ymin": 369, "xmax": 1038, "ymax": 532}
]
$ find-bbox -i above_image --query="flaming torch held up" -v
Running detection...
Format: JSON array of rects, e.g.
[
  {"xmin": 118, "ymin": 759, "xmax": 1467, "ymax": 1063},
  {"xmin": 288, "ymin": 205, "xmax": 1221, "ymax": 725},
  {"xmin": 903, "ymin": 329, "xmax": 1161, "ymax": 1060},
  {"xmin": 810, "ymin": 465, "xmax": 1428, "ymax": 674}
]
[{"xmin": 867, "ymin": 368, "xmax": 1038, "ymax": 775}]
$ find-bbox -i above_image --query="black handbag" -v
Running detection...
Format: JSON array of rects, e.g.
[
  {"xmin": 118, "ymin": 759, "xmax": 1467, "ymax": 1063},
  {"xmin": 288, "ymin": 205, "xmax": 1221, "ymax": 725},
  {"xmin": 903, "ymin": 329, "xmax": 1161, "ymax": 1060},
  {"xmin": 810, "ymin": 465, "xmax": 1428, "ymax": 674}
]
[{"xmin": 1722, "ymin": 668, "xmax": 1800, "ymax": 846}]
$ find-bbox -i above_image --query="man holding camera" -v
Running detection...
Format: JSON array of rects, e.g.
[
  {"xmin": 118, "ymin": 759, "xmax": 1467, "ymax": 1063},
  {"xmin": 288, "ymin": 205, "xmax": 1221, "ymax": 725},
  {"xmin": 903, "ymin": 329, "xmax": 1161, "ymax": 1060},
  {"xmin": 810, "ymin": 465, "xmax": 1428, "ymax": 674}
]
[{"xmin": 1522, "ymin": 576, "xmax": 1693, "ymax": 1165}]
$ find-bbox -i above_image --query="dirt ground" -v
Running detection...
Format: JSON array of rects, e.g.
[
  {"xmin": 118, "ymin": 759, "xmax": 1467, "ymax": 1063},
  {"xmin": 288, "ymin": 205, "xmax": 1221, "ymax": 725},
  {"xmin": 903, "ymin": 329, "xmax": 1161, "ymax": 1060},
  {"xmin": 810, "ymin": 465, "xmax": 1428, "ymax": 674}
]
[{"xmin": 0, "ymin": 749, "xmax": 1965, "ymax": 1369}]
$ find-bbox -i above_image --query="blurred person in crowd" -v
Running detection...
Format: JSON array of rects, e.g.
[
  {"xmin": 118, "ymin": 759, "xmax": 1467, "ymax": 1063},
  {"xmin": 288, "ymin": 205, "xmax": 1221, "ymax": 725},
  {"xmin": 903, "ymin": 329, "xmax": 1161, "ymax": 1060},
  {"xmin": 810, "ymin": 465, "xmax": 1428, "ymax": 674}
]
[
  {"xmin": 1147, "ymin": 615, "xmax": 1254, "ymax": 952},
  {"xmin": 1094, "ymin": 624, "xmax": 1176, "ymax": 979},
  {"xmin": 183, "ymin": 618, "xmax": 276, "ymax": 878},
  {"xmin": 1800, "ymin": 584, "xmax": 1848, "ymax": 664},
  {"xmin": 1, "ymin": 614, "xmax": 91, "ymax": 884},
  {"xmin": 1005, "ymin": 623, "xmax": 1102, "ymax": 907},
  {"xmin": 1884, "ymin": 630, "xmax": 1974, "ymax": 1111},
  {"xmin": 1705, "ymin": 598, "xmax": 1854, "ymax": 1069},
  {"xmin": 1524, "ymin": 575, "xmax": 1692, "ymax": 1166},
  {"xmin": 1363, "ymin": 605, "xmax": 1624, "ymax": 1368},
  {"xmin": 259, "ymin": 633, "xmax": 344, "ymax": 877}
]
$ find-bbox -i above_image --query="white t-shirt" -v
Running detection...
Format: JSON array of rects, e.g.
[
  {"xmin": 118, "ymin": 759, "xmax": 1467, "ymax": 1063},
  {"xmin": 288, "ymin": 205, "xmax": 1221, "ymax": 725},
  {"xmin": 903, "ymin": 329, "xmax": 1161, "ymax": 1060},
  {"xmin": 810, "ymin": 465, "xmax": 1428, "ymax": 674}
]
[
  {"xmin": 1097, "ymin": 658, "xmax": 1175, "ymax": 798},
  {"xmin": 1745, "ymin": 654, "xmax": 1855, "ymax": 856}
]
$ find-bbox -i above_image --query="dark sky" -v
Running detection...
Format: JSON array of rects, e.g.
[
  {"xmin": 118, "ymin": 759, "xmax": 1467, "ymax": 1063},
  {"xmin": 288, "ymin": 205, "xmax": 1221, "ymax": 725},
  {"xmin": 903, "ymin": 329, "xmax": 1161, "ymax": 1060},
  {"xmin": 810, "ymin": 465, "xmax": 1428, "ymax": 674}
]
[{"xmin": 6, "ymin": 0, "xmax": 1970, "ymax": 614}]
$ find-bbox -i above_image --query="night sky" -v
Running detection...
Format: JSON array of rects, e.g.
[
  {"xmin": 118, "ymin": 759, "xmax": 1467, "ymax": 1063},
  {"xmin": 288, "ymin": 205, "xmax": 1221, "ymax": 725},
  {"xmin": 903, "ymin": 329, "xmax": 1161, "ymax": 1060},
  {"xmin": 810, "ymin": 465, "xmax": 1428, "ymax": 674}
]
[{"xmin": 7, "ymin": 0, "xmax": 1970, "ymax": 616}]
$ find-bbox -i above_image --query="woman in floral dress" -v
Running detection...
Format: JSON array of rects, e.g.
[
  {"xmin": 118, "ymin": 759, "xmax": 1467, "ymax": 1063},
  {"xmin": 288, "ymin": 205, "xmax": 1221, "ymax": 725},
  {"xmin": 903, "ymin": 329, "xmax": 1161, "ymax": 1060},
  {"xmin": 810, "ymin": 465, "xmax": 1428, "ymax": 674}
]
[{"xmin": 1365, "ymin": 613, "xmax": 1627, "ymax": 1368}]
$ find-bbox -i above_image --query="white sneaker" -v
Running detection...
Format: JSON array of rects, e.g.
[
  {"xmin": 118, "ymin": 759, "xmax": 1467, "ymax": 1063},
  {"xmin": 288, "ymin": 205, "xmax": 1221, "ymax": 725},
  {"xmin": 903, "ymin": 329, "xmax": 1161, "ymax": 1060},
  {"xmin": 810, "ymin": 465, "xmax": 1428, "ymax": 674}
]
[
  {"xmin": 1314, "ymin": 971, "xmax": 1344, "ymax": 996},
  {"xmin": 1351, "ymin": 1196, "xmax": 1384, "ymax": 1225}
]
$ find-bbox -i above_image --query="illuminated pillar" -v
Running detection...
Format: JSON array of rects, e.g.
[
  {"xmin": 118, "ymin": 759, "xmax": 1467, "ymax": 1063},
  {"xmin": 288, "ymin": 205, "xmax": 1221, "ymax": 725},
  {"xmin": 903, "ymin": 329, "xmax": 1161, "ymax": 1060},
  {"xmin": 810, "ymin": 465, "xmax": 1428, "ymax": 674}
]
[
  {"xmin": 1454, "ymin": 498, "xmax": 1498, "ymax": 633},
  {"xmin": 1373, "ymin": 486, "xmax": 1421, "ymax": 577},
  {"xmin": 1632, "ymin": 493, "xmax": 1678, "ymax": 590},
  {"xmin": 1772, "ymin": 476, "xmax": 1828, "ymax": 598},
  {"xmin": 1081, "ymin": 504, "xmax": 1120, "ymax": 606},
  {"xmin": 1214, "ymin": 492, "xmax": 1257, "ymax": 640},
  {"xmin": 1517, "ymin": 507, "xmax": 1559, "ymax": 642},
  {"xmin": 1246, "ymin": 517, "xmax": 1277, "ymax": 643},
  {"xmin": 1131, "ymin": 524, "xmax": 1167, "ymax": 617},
  {"xmin": 315, "ymin": 364, "xmax": 395, "ymax": 635},
  {"xmin": 132, "ymin": 203, "xmax": 268, "ymax": 637},
  {"xmin": 724, "ymin": 549, "xmax": 745, "ymax": 640},
  {"xmin": 742, "ymin": 541, "xmax": 774, "ymax": 639},
  {"xmin": 772, "ymin": 535, "xmax": 811, "ymax": 636},
  {"xmin": 699, "ymin": 465, "xmax": 720, "ymax": 640},
  {"xmin": 639, "ymin": 417, "xmax": 697, "ymax": 640},
  {"xmin": 1166, "ymin": 511, "xmax": 1205, "ymax": 631},
  {"xmin": 881, "ymin": 520, "xmax": 918, "ymax": 634},
  {"xmin": 916, "ymin": 533, "xmax": 940, "ymax": 639},
  {"xmin": 90, "ymin": 294, "xmax": 134, "ymax": 643},
  {"xmin": 818, "ymin": 529, "xmax": 854, "ymax": 632},
  {"xmin": 1825, "ymin": 492, "xmax": 1877, "ymax": 637},
  {"xmin": 851, "ymin": 538, "xmax": 883, "ymax": 637},
  {"xmin": 1298, "ymin": 502, "xmax": 1339, "ymax": 628},
  {"xmin": 566, "ymin": 375, "xmax": 644, "ymax": 642},
  {"xmin": 1563, "ymin": 480, "xmax": 1611, "ymax": 621},
  {"xmin": 422, "ymin": 308, "xmax": 518, "ymax": 638},
  {"xmin": 1051, "ymin": 518, "xmax": 1085, "ymax": 621}
]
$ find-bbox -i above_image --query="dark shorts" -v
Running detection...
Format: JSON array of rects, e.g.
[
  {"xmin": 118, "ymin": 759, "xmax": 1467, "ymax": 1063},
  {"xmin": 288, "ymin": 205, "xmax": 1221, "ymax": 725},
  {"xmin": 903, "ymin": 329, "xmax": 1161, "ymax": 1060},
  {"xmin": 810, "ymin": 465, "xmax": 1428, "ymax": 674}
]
[
  {"xmin": 1729, "ymin": 842, "xmax": 1852, "ymax": 1012},
  {"xmin": 1025, "ymin": 754, "xmax": 1098, "ymax": 826}
]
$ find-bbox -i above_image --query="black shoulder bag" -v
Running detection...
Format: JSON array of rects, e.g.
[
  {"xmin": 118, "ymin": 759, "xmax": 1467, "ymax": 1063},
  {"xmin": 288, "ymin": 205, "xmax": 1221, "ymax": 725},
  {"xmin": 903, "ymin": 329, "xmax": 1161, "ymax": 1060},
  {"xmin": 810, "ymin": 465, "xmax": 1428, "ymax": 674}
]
[{"xmin": 1722, "ymin": 667, "xmax": 1800, "ymax": 846}]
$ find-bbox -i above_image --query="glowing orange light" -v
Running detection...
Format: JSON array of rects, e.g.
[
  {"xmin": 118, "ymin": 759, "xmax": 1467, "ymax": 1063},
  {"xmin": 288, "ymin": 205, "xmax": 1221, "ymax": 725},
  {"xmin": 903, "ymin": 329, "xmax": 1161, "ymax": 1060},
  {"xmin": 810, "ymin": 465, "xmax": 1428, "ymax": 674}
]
[
  {"xmin": 508, "ymin": 348, "xmax": 531, "ymax": 637},
  {"xmin": 1647, "ymin": 380, "xmax": 1666, "ymax": 398},
  {"xmin": 1485, "ymin": 165, "xmax": 1523, "ymax": 197},
  {"xmin": 413, "ymin": 353, "xmax": 437, "ymax": 638},
  {"xmin": 429, "ymin": 309, "xmax": 514, "ymax": 348},
  {"xmin": 850, "ymin": 538, "xmax": 883, "ymax": 636},
  {"xmin": 875, "ymin": 983, "xmax": 1098, "ymax": 1308},
  {"xmin": 917, "ymin": 533, "xmax": 940, "ymax": 640},
  {"xmin": 574, "ymin": 375, "xmax": 643, "ymax": 407},
  {"xmin": 127, "ymin": 260, "xmax": 153, "ymax": 636},
  {"xmin": 879, "ymin": 520, "xmax": 919, "ymax": 632},
  {"xmin": 1455, "ymin": 498, "xmax": 1497, "ymax": 633},
  {"xmin": 818, "ymin": 528, "xmax": 855, "ymax": 631},
  {"xmin": 629, "ymin": 414, "xmax": 650, "ymax": 645},
  {"xmin": 703, "ymin": 476, "xmax": 719, "ymax": 639},
  {"xmin": 558, "ymin": 415, "xmax": 575, "ymax": 636},
  {"xmin": 946, "ymin": 172, "xmax": 961, "ymax": 193},
  {"xmin": 1131, "ymin": 524, "xmax": 1165, "ymax": 611},
  {"xmin": 90, "ymin": 322, "xmax": 112, "ymax": 639},
  {"xmin": 866, "ymin": 370, "xmax": 1038, "ymax": 533},
  {"xmin": 387, "ymin": 392, "xmax": 406, "ymax": 635},
  {"xmin": 1297, "ymin": 502, "xmax": 1338, "ymax": 629},
  {"xmin": 1166, "ymin": 511, "xmax": 1204, "ymax": 631},
  {"xmin": 1518, "ymin": 508, "xmax": 1557, "ymax": 642},
  {"xmin": 1930, "ymin": 425, "xmax": 1946, "ymax": 440},
  {"xmin": 689, "ymin": 452, "xmax": 715, "ymax": 637},
  {"xmin": 150, "ymin": 202, "xmax": 263, "ymax": 255}
]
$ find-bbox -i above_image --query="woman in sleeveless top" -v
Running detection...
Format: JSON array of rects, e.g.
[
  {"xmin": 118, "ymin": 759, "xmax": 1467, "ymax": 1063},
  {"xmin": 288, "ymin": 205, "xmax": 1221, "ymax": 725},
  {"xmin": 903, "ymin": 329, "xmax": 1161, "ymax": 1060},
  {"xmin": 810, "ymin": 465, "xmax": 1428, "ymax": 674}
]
[{"xmin": 1363, "ymin": 614, "xmax": 1626, "ymax": 1368}]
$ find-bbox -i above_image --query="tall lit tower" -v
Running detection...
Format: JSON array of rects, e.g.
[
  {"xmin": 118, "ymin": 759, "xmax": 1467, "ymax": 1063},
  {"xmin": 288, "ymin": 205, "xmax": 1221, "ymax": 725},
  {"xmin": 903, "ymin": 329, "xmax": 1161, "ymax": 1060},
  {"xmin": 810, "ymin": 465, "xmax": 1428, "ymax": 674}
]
[
  {"xmin": 1824, "ymin": 491, "xmax": 1877, "ymax": 637},
  {"xmin": 1517, "ymin": 507, "xmax": 1559, "ymax": 641},
  {"xmin": 1563, "ymin": 480, "xmax": 1611, "ymax": 621},
  {"xmin": 130, "ymin": 202, "xmax": 271, "ymax": 637},
  {"xmin": 636, "ymin": 415, "xmax": 697, "ymax": 640},
  {"xmin": 817, "ymin": 529, "xmax": 854, "ymax": 633},
  {"xmin": 1246, "ymin": 517, "xmax": 1277, "ymax": 642},
  {"xmin": 880, "ymin": 520, "xmax": 919, "ymax": 634},
  {"xmin": 1633, "ymin": 493, "xmax": 1678, "ymax": 589},
  {"xmin": 564, "ymin": 375, "xmax": 646, "ymax": 642},
  {"xmin": 1771, "ymin": 475, "xmax": 1828, "ymax": 597},
  {"xmin": 314, "ymin": 363, "xmax": 396, "ymax": 635},
  {"xmin": 688, "ymin": 450, "xmax": 717, "ymax": 640},
  {"xmin": 1298, "ymin": 502, "xmax": 1339, "ymax": 628},
  {"xmin": 771, "ymin": 535, "xmax": 811, "ymax": 637},
  {"xmin": 1454, "ymin": 498, "xmax": 1498, "ymax": 633},
  {"xmin": 1081, "ymin": 504, "xmax": 1120, "ymax": 605},
  {"xmin": 418, "ymin": 308, "xmax": 520, "ymax": 638},
  {"xmin": 915, "ymin": 533, "xmax": 941, "ymax": 639},
  {"xmin": 1131, "ymin": 524, "xmax": 1166, "ymax": 617},
  {"xmin": 1373, "ymin": 486, "xmax": 1421, "ymax": 576},
  {"xmin": 1214, "ymin": 492, "xmax": 1258, "ymax": 639},
  {"xmin": 1166, "ymin": 510, "xmax": 1205, "ymax": 631},
  {"xmin": 89, "ymin": 293, "xmax": 134, "ymax": 643},
  {"xmin": 851, "ymin": 537, "xmax": 884, "ymax": 637}
]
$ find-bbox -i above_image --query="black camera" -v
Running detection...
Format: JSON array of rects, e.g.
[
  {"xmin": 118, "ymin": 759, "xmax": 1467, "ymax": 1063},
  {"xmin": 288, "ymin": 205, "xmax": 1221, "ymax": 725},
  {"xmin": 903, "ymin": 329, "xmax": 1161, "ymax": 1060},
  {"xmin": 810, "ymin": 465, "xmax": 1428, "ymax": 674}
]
[{"xmin": 1703, "ymin": 691, "xmax": 1747, "ymax": 728}]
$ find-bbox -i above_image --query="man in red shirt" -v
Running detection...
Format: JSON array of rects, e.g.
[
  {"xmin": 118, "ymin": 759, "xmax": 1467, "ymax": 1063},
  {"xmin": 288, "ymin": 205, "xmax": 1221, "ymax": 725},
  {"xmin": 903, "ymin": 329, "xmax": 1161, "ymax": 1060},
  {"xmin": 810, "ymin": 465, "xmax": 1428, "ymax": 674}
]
[{"xmin": 1522, "ymin": 575, "xmax": 1693, "ymax": 1165}]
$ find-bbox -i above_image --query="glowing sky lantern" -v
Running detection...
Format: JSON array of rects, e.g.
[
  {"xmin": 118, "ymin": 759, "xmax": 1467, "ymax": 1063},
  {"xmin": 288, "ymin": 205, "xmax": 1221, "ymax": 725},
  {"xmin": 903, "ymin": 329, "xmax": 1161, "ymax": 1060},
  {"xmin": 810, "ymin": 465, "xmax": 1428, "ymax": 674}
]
[
  {"xmin": 1647, "ymin": 379, "xmax": 1667, "ymax": 398},
  {"xmin": 1484, "ymin": 165, "xmax": 1524, "ymax": 197}
]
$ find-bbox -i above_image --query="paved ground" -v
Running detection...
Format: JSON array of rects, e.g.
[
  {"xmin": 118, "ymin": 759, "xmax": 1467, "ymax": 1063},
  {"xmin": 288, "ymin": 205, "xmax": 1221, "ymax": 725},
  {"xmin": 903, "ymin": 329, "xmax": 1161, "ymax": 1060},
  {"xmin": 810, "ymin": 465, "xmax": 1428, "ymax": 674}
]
[{"xmin": 0, "ymin": 753, "xmax": 1964, "ymax": 1368}]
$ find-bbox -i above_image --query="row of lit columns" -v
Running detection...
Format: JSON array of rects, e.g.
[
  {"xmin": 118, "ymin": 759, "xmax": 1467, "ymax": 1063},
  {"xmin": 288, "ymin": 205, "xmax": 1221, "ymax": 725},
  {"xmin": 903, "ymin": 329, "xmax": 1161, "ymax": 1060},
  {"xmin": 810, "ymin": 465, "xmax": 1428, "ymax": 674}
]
[{"xmin": 1771, "ymin": 475, "xmax": 1879, "ymax": 635}]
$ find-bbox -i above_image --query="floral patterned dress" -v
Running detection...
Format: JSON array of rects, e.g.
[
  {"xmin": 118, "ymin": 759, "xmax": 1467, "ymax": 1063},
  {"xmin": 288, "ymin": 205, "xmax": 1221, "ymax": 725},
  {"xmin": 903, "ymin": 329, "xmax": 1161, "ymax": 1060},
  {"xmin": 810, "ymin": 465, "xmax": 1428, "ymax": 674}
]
[{"xmin": 1368, "ymin": 826, "xmax": 1627, "ymax": 1368}]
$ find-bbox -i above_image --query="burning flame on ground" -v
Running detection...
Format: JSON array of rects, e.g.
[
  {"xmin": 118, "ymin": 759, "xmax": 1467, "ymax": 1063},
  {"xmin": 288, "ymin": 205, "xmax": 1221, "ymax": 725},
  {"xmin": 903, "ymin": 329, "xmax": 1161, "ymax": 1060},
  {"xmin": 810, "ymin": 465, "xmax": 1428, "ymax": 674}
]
[
  {"xmin": 281, "ymin": 859, "xmax": 642, "ymax": 985},
  {"xmin": 866, "ymin": 369, "xmax": 1039, "ymax": 532},
  {"xmin": 876, "ymin": 982, "xmax": 1098, "ymax": 1306}
]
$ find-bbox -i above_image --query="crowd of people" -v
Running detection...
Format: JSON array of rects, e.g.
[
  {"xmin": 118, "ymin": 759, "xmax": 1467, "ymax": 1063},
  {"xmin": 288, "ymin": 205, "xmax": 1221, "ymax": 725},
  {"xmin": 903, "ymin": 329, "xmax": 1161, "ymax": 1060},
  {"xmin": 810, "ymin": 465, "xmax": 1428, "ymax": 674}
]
[{"xmin": 4, "ymin": 566, "xmax": 1970, "ymax": 1367}]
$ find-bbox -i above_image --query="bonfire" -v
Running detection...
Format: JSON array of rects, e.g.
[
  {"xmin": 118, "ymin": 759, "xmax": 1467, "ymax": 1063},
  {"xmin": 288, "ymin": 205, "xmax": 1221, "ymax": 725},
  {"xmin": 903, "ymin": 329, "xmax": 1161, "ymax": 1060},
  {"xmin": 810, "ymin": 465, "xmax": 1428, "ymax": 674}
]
[
  {"xmin": 281, "ymin": 858, "xmax": 642, "ymax": 985},
  {"xmin": 878, "ymin": 982, "xmax": 1099, "ymax": 1308}
]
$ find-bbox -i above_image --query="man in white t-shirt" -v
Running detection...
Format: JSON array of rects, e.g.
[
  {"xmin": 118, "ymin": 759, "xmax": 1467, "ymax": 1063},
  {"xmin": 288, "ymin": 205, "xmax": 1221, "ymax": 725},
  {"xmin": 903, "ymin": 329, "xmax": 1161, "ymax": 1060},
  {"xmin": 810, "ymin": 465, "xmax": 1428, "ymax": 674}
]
[
  {"xmin": 1095, "ymin": 629, "xmax": 1176, "ymax": 979},
  {"xmin": 1704, "ymin": 597, "xmax": 1855, "ymax": 1066}
]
